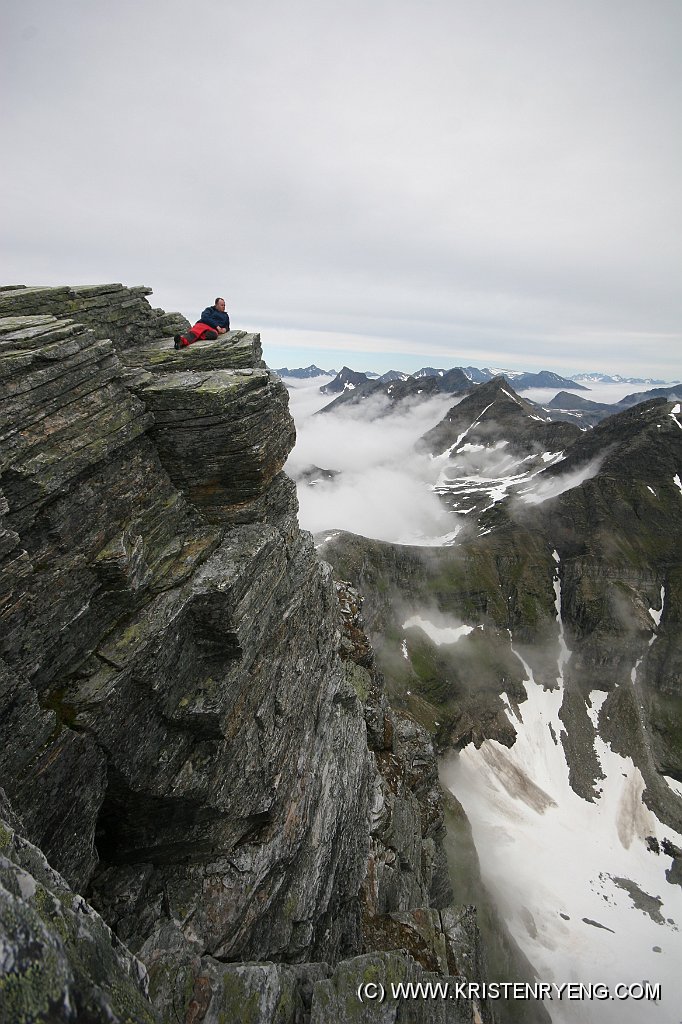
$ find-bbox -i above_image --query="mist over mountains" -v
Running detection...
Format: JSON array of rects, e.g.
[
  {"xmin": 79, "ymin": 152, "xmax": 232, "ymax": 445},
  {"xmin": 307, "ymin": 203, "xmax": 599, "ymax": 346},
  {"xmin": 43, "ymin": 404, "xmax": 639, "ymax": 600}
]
[
  {"xmin": 278, "ymin": 364, "xmax": 681, "ymax": 427},
  {"xmin": 286, "ymin": 371, "xmax": 682, "ymax": 1023},
  {"xmin": 316, "ymin": 363, "xmax": 589, "ymax": 398},
  {"xmin": 277, "ymin": 365, "xmax": 679, "ymax": 387}
]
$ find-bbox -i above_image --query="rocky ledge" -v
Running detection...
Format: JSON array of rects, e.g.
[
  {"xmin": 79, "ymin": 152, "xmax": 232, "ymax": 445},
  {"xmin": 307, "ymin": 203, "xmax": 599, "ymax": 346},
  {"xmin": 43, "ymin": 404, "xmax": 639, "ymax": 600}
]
[{"xmin": 0, "ymin": 284, "xmax": 495, "ymax": 1023}]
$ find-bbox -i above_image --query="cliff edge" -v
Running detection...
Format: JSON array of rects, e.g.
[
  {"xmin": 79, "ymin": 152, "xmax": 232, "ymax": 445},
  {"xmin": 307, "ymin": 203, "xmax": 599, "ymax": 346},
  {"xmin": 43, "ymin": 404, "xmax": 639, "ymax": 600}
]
[{"xmin": 0, "ymin": 284, "xmax": 496, "ymax": 1024}]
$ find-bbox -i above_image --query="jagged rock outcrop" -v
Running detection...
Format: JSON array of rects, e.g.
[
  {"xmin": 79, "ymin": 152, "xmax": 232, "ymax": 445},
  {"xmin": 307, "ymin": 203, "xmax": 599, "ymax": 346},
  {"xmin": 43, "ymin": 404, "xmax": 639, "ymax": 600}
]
[
  {"xmin": 0, "ymin": 284, "xmax": 493, "ymax": 1023},
  {"xmin": 0, "ymin": 790, "xmax": 155, "ymax": 1024},
  {"xmin": 0, "ymin": 283, "xmax": 190, "ymax": 350}
]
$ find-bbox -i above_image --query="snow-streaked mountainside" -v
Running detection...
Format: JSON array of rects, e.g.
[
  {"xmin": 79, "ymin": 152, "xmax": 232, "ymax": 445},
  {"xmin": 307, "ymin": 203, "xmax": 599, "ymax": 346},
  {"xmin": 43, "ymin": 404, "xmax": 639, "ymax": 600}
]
[
  {"xmin": 573, "ymin": 371, "xmax": 680, "ymax": 385},
  {"xmin": 296, "ymin": 377, "xmax": 682, "ymax": 1023},
  {"xmin": 277, "ymin": 363, "xmax": 681, "ymax": 396},
  {"xmin": 440, "ymin": 556, "xmax": 682, "ymax": 1024},
  {"xmin": 318, "ymin": 365, "xmax": 371, "ymax": 394},
  {"xmin": 482, "ymin": 368, "xmax": 590, "ymax": 390},
  {"xmin": 313, "ymin": 364, "xmax": 589, "ymax": 406},
  {"xmin": 418, "ymin": 379, "xmax": 681, "ymax": 520},
  {"xmin": 318, "ymin": 367, "xmax": 473, "ymax": 416},
  {"xmin": 378, "ymin": 369, "xmax": 412, "ymax": 382},
  {"xmin": 420, "ymin": 377, "xmax": 583, "ymax": 520},
  {"xmin": 309, "ymin": 364, "xmax": 682, "ymax": 428}
]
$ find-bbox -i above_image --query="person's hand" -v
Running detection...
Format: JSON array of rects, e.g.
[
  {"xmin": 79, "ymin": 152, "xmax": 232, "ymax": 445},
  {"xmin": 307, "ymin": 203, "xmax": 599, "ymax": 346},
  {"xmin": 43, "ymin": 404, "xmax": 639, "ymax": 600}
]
[{"xmin": 218, "ymin": 327, "xmax": 226, "ymax": 334}]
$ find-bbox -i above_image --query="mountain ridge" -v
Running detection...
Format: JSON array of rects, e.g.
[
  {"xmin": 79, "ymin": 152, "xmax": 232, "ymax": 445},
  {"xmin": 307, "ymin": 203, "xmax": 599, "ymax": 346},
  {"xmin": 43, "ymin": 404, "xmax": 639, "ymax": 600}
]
[
  {"xmin": 315, "ymin": 364, "xmax": 589, "ymax": 410},
  {"xmin": 318, "ymin": 384, "xmax": 682, "ymax": 1017}
]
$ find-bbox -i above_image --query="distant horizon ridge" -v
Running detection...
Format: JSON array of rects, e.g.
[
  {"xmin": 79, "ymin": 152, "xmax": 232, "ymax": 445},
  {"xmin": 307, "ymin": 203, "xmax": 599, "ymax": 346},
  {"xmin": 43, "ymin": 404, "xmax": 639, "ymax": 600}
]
[{"xmin": 274, "ymin": 362, "xmax": 680, "ymax": 386}]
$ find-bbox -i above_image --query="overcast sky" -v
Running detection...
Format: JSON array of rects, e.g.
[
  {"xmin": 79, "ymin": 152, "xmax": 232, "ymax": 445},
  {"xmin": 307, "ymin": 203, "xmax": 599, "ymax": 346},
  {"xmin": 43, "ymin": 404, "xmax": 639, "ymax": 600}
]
[{"xmin": 3, "ymin": 0, "xmax": 680, "ymax": 378}]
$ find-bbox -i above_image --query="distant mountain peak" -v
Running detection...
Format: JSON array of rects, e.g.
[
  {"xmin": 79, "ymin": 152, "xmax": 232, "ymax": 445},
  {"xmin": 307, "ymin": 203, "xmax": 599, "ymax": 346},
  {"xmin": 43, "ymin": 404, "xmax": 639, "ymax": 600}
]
[
  {"xmin": 274, "ymin": 364, "xmax": 333, "ymax": 379},
  {"xmin": 419, "ymin": 377, "xmax": 580, "ymax": 459},
  {"xmin": 319, "ymin": 366, "xmax": 371, "ymax": 395},
  {"xmin": 572, "ymin": 371, "xmax": 680, "ymax": 386}
]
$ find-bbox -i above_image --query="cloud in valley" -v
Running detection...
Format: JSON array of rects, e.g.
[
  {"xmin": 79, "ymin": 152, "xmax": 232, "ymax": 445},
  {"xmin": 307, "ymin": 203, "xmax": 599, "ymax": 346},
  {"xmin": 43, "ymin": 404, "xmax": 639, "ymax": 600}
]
[{"xmin": 285, "ymin": 381, "xmax": 458, "ymax": 543}]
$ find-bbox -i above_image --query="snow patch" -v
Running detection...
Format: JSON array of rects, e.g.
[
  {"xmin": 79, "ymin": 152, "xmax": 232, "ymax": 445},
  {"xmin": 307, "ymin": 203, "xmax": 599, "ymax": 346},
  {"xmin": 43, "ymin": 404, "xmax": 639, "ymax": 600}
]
[
  {"xmin": 445, "ymin": 561, "xmax": 682, "ymax": 1022},
  {"xmin": 649, "ymin": 586, "xmax": 665, "ymax": 628},
  {"xmin": 586, "ymin": 690, "xmax": 608, "ymax": 730},
  {"xmin": 664, "ymin": 776, "xmax": 682, "ymax": 798},
  {"xmin": 396, "ymin": 525, "xmax": 463, "ymax": 547},
  {"xmin": 438, "ymin": 400, "xmax": 496, "ymax": 458},
  {"xmin": 402, "ymin": 615, "xmax": 474, "ymax": 645},
  {"xmin": 316, "ymin": 532, "xmax": 341, "ymax": 547},
  {"xmin": 552, "ymin": 553, "xmax": 571, "ymax": 686},
  {"xmin": 443, "ymin": 706, "xmax": 682, "ymax": 1024},
  {"xmin": 444, "ymin": 594, "xmax": 682, "ymax": 1024}
]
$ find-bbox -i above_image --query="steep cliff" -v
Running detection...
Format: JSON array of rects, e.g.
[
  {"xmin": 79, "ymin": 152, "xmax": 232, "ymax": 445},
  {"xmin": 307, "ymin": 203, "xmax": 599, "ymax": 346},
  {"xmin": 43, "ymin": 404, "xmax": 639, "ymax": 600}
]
[{"xmin": 0, "ymin": 285, "xmax": 495, "ymax": 1023}]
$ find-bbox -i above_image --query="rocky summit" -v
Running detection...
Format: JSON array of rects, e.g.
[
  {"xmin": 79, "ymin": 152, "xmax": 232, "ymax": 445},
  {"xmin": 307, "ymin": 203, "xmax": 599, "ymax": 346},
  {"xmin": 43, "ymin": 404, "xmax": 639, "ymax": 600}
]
[{"xmin": 0, "ymin": 285, "xmax": 504, "ymax": 1024}]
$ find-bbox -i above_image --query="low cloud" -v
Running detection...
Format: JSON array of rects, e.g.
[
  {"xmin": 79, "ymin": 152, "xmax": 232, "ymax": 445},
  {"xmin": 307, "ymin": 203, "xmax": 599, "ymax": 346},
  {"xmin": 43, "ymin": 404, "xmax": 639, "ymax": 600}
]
[
  {"xmin": 516, "ymin": 456, "xmax": 604, "ymax": 505},
  {"xmin": 284, "ymin": 381, "xmax": 645, "ymax": 539},
  {"xmin": 285, "ymin": 382, "xmax": 458, "ymax": 543}
]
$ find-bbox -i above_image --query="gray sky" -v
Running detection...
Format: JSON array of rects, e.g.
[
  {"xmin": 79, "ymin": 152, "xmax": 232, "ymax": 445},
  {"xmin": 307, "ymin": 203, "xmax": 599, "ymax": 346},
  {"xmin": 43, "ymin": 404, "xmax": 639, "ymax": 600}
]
[{"xmin": 3, "ymin": 0, "xmax": 681, "ymax": 378}]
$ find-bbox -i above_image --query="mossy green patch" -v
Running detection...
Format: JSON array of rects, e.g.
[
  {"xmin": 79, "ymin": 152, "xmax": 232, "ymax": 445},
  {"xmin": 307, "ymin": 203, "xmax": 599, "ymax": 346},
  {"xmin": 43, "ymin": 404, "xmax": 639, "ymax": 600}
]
[
  {"xmin": 215, "ymin": 972, "xmax": 262, "ymax": 1024},
  {"xmin": 0, "ymin": 942, "xmax": 66, "ymax": 1024},
  {"xmin": 33, "ymin": 885, "xmax": 71, "ymax": 945},
  {"xmin": 345, "ymin": 663, "xmax": 371, "ymax": 703}
]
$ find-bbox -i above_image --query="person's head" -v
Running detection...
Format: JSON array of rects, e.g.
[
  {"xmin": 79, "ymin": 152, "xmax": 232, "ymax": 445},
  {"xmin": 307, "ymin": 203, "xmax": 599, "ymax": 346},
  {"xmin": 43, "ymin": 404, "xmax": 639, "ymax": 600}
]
[{"xmin": 215, "ymin": 297, "xmax": 226, "ymax": 311}]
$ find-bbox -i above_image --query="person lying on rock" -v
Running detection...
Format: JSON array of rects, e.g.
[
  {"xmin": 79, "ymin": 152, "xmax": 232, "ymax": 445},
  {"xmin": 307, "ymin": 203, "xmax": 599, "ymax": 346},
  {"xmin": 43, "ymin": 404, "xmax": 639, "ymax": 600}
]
[{"xmin": 174, "ymin": 297, "xmax": 230, "ymax": 349}]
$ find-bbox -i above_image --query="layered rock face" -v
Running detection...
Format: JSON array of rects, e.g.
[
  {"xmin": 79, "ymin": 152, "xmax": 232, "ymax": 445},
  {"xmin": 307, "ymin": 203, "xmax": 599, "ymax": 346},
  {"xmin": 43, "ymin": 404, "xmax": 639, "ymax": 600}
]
[{"xmin": 0, "ymin": 285, "xmax": 493, "ymax": 1023}]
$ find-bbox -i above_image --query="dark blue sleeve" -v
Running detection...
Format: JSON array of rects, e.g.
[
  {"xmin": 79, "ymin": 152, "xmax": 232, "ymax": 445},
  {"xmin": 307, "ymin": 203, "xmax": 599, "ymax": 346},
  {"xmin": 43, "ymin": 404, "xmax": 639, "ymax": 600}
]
[
  {"xmin": 201, "ymin": 307, "xmax": 230, "ymax": 330},
  {"xmin": 201, "ymin": 306, "xmax": 221, "ymax": 328}
]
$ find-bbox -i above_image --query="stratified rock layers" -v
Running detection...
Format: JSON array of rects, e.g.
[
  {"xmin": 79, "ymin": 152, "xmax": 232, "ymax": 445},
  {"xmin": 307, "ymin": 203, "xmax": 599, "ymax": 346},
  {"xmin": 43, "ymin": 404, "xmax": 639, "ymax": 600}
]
[{"xmin": 0, "ymin": 286, "xmax": 492, "ymax": 1024}]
